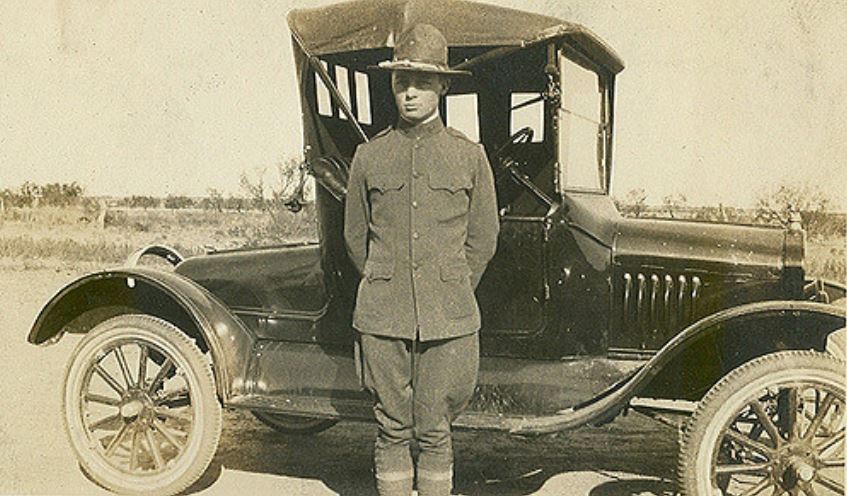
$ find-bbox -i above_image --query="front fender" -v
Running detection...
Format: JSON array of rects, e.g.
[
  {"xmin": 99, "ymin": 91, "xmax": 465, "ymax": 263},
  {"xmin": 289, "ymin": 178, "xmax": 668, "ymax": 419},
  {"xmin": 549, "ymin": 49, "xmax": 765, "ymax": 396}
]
[
  {"xmin": 508, "ymin": 300, "xmax": 845, "ymax": 435},
  {"xmin": 28, "ymin": 267, "xmax": 256, "ymax": 400},
  {"xmin": 632, "ymin": 300, "xmax": 845, "ymax": 400}
]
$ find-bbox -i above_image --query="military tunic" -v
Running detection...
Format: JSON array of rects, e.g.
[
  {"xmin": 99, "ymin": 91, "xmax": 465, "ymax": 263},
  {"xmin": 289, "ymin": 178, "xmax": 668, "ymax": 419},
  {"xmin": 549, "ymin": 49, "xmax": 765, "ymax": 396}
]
[{"xmin": 344, "ymin": 117, "xmax": 499, "ymax": 341}]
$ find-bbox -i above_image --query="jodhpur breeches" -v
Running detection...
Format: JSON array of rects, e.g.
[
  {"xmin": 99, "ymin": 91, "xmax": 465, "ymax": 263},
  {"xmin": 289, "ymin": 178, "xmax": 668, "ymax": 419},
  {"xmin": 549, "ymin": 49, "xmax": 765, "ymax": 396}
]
[{"xmin": 359, "ymin": 332, "xmax": 479, "ymax": 496}]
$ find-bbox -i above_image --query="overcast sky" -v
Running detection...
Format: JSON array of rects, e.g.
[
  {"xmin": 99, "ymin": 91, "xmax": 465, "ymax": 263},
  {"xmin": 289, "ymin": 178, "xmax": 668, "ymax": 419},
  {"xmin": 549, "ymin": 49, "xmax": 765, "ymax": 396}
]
[{"xmin": 1, "ymin": 0, "xmax": 845, "ymax": 207}]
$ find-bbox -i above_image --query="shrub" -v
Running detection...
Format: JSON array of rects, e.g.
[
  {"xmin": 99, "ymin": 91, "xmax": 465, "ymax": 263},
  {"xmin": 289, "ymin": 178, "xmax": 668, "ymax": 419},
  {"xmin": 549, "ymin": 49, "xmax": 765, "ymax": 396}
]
[
  {"xmin": 614, "ymin": 188, "xmax": 648, "ymax": 218},
  {"xmin": 40, "ymin": 182, "xmax": 84, "ymax": 207},
  {"xmin": 754, "ymin": 183, "xmax": 844, "ymax": 239},
  {"xmin": 164, "ymin": 194, "xmax": 195, "ymax": 209},
  {"xmin": 200, "ymin": 188, "xmax": 225, "ymax": 212},
  {"xmin": 127, "ymin": 195, "xmax": 160, "ymax": 209}
]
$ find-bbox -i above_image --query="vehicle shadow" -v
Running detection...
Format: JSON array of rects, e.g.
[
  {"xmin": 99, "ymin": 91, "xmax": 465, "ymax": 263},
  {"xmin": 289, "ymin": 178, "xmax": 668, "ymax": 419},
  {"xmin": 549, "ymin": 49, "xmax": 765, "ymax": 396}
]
[{"xmin": 196, "ymin": 410, "xmax": 679, "ymax": 496}]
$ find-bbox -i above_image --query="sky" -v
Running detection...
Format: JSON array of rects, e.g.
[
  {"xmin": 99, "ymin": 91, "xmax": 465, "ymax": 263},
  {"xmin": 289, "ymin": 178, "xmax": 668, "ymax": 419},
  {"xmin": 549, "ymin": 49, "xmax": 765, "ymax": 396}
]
[{"xmin": 1, "ymin": 0, "xmax": 845, "ymax": 208}]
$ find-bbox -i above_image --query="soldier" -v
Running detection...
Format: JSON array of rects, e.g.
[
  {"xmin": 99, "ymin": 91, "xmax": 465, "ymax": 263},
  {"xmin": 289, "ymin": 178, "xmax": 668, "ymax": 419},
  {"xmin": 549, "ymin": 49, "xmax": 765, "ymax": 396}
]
[{"xmin": 344, "ymin": 23, "xmax": 499, "ymax": 496}]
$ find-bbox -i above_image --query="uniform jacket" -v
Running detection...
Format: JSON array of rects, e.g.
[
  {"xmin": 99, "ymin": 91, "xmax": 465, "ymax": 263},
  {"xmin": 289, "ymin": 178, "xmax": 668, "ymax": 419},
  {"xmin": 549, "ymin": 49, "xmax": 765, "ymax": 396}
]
[{"xmin": 344, "ymin": 117, "xmax": 499, "ymax": 341}]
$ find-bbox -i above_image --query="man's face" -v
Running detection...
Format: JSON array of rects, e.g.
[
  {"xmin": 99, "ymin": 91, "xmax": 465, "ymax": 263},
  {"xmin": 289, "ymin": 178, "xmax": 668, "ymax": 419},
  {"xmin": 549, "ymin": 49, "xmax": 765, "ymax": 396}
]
[{"xmin": 391, "ymin": 71, "xmax": 447, "ymax": 125}]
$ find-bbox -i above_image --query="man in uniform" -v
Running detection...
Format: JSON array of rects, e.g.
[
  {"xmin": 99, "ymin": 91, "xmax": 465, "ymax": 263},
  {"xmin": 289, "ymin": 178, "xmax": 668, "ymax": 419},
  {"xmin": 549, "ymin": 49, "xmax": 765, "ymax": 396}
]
[{"xmin": 343, "ymin": 23, "xmax": 499, "ymax": 496}]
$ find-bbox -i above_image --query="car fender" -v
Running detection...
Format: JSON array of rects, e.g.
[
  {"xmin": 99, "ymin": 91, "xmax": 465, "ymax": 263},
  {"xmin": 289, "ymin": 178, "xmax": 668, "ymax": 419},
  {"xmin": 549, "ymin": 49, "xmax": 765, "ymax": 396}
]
[
  {"xmin": 629, "ymin": 300, "xmax": 845, "ymax": 397},
  {"xmin": 505, "ymin": 300, "xmax": 845, "ymax": 435},
  {"xmin": 28, "ymin": 267, "xmax": 256, "ymax": 400}
]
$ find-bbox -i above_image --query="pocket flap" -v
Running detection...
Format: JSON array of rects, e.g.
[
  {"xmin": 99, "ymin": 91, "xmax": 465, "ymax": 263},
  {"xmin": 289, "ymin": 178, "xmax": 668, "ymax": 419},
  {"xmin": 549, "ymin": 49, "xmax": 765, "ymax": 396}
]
[
  {"xmin": 428, "ymin": 171, "xmax": 472, "ymax": 193},
  {"xmin": 440, "ymin": 261, "xmax": 472, "ymax": 281},
  {"xmin": 369, "ymin": 174, "xmax": 405, "ymax": 193},
  {"xmin": 365, "ymin": 260, "xmax": 394, "ymax": 281}
]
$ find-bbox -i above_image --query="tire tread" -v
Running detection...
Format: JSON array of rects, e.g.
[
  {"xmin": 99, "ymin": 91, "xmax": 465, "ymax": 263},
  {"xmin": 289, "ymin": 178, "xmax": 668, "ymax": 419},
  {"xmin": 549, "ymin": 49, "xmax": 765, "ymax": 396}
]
[
  {"xmin": 677, "ymin": 350, "xmax": 845, "ymax": 495},
  {"xmin": 62, "ymin": 314, "xmax": 222, "ymax": 496}
]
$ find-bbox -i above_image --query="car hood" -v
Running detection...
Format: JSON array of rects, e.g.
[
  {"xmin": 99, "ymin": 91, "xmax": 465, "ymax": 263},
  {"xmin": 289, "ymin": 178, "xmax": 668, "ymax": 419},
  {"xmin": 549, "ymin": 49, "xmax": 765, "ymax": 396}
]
[
  {"xmin": 613, "ymin": 218, "xmax": 788, "ymax": 274},
  {"xmin": 174, "ymin": 243, "xmax": 327, "ymax": 313}
]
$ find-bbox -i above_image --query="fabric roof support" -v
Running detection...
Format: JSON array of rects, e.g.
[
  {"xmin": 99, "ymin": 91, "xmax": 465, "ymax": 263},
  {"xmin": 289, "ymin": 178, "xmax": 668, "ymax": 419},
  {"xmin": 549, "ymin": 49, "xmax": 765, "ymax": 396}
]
[{"xmin": 291, "ymin": 29, "xmax": 370, "ymax": 145}]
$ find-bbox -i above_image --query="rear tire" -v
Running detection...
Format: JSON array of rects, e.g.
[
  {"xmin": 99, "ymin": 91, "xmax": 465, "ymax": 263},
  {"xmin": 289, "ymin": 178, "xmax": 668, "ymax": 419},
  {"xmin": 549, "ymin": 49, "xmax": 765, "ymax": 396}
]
[
  {"xmin": 251, "ymin": 410, "xmax": 337, "ymax": 435},
  {"xmin": 679, "ymin": 351, "xmax": 845, "ymax": 495},
  {"xmin": 63, "ymin": 315, "xmax": 222, "ymax": 496}
]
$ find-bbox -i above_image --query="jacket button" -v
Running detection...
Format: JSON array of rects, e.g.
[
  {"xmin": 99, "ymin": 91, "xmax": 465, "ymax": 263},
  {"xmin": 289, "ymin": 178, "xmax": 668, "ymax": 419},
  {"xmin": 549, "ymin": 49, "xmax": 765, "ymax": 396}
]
[
  {"xmin": 412, "ymin": 262, "xmax": 420, "ymax": 270},
  {"xmin": 412, "ymin": 170, "xmax": 421, "ymax": 178},
  {"xmin": 411, "ymin": 201, "xmax": 419, "ymax": 208},
  {"xmin": 412, "ymin": 232, "xmax": 419, "ymax": 240}
]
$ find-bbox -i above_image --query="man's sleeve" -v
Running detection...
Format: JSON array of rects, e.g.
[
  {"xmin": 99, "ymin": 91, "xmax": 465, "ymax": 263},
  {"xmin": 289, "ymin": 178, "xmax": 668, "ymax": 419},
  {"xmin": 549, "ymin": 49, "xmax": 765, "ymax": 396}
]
[
  {"xmin": 465, "ymin": 145, "xmax": 500, "ymax": 289},
  {"xmin": 344, "ymin": 150, "xmax": 369, "ymax": 275}
]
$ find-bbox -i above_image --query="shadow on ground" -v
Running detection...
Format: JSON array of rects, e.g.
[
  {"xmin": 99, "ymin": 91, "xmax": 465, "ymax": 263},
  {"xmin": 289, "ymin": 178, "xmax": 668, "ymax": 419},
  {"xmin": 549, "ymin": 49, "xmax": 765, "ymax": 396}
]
[{"xmin": 194, "ymin": 409, "xmax": 678, "ymax": 496}]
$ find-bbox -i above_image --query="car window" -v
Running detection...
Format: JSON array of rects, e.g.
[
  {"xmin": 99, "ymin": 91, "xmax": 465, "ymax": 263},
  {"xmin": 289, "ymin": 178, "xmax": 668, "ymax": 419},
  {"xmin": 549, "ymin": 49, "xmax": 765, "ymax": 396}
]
[
  {"xmin": 314, "ymin": 62, "xmax": 373, "ymax": 126},
  {"xmin": 334, "ymin": 66, "xmax": 351, "ymax": 120},
  {"xmin": 445, "ymin": 93, "xmax": 480, "ymax": 142},
  {"xmin": 559, "ymin": 54, "xmax": 606, "ymax": 192},
  {"xmin": 511, "ymin": 92, "xmax": 544, "ymax": 142},
  {"xmin": 355, "ymin": 71, "xmax": 372, "ymax": 125},
  {"xmin": 315, "ymin": 61, "xmax": 333, "ymax": 117}
]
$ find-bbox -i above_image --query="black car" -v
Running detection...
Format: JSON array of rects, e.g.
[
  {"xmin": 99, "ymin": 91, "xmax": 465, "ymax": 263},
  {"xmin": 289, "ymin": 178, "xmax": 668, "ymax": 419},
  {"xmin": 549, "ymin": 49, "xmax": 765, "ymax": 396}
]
[{"xmin": 28, "ymin": 1, "xmax": 845, "ymax": 494}]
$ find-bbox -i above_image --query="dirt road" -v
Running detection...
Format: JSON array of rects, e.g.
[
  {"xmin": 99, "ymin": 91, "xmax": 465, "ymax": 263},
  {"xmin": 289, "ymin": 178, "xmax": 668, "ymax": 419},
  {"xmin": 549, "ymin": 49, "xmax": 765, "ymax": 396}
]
[{"xmin": 0, "ymin": 269, "xmax": 678, "ymax": 495}]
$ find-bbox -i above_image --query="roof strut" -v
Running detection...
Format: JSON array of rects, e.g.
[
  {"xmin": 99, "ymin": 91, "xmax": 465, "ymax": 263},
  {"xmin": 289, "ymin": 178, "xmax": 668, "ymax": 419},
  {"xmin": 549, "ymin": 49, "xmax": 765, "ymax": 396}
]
[
  {"xmin": 290, "ymin": 28, "xmax": 370, "ymax": 144},
  {"xmin": 454, "ymin": 26, "xmax": 571, "ymax": 71}
]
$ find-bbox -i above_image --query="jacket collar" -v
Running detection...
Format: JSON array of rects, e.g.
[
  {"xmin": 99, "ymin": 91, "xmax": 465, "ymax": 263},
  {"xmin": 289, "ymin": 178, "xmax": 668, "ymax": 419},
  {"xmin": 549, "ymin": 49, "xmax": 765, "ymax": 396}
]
[{"xmin": 396, "ymin": 114, "xmax": 444, "ymax": 140}]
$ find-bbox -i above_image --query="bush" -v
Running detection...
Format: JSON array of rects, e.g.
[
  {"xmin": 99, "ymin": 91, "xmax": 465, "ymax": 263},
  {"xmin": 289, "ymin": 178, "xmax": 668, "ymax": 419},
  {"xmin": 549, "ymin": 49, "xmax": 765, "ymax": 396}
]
[
  {"xmin": 614, "ymin": 188, "xmax": 647, "ymax": 218},
  {"xmin": 127, "ymin": 195, "xmax": 160, "ymax": 209},
  {"xmin": 754, "ymin": 183, "xmax": 844, "ymax": 239},
  {"xmin": 235, "ymin": 157, "xmax": 317, "ymax": 245},
  {"xmin": 200, "ymin": 188, "xmax": 224, "ymax": 212},
  {"xmin": 40, "ymin": 182, "xmax": 84, "ymax": 207},
  {"xmin": 164, "ymin": 194, "xmax": 195, "ymax": 209}
]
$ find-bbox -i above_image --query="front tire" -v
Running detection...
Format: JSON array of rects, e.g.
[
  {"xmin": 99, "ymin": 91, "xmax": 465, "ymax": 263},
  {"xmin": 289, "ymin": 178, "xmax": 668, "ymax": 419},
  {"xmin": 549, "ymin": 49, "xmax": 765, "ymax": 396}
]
[
  {"xmin": 679, "ymin": 351, "xmax": 845, "ymax": 495},
  {"xmin": 63, "ymin": 315, "xmax": 222, "ymax": 496}
]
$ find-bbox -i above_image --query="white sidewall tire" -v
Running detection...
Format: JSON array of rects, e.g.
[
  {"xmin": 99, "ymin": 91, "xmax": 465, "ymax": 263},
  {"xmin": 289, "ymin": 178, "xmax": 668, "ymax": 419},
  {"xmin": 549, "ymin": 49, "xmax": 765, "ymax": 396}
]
[
  {"xmin": 679, "ymin": 350, "xmax": 845, "ymax": 496},
  {"xmin": 62, "ymin": 315, "xmax": 222, "ymax": 496}
]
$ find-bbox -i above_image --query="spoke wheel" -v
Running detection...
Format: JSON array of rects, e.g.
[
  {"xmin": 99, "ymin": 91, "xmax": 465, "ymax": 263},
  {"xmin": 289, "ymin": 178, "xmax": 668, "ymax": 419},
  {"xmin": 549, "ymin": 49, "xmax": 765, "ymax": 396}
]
[
  {"xmin": 251, "ymin": 410, "xmax": 337, "ymax": 435},
  {"xmin": 63, "ymin": 315, "xmax": 221, "ymax": 496},
  {"xmin": 679, "ymin": 351, "xmax": 845, "ymax": 496}
]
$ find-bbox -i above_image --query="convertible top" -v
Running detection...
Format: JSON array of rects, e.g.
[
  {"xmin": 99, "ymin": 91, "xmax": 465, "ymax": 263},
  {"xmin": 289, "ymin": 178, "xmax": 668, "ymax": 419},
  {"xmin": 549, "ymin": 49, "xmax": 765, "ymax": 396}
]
[{"xmin": 287, "ymin": 0, "xmax": 624, "ymax": 73}]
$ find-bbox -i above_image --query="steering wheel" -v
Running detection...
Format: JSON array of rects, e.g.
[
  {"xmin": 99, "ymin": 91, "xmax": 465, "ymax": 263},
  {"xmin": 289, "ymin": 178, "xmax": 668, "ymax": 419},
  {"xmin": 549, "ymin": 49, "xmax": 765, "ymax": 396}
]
[{"xmin": 494, "ymin": 126, "xmax": 534, "ymax": 170}]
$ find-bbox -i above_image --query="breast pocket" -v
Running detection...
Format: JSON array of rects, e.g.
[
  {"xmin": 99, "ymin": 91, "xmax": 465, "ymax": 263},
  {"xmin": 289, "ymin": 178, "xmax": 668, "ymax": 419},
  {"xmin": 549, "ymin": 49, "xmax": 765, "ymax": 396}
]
[
  {"xmin": 368, "ymin": 174, "xmax": 405, "ymax": 225},
  {"xmin": 427, "ymin": 171, "xmax": 472, "ymax": 223}
]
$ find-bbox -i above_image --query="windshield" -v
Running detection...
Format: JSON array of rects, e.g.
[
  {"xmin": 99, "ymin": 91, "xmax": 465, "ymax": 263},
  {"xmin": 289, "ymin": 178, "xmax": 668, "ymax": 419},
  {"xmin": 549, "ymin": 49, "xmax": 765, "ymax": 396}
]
[{"xmin": 558, "ymin": 52, "xmax": 608, "ymax": 193}]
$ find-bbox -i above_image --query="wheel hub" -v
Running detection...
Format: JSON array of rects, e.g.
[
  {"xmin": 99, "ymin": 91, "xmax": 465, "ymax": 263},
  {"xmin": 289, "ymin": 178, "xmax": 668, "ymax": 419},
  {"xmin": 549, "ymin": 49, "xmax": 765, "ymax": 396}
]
[
  {"xmin": 777, "ymin": 453, "xmax": 817, "ymax": 489},
  {"xmin": 119, "ymin": 389, "xmax": 154, "ymax": 422}
]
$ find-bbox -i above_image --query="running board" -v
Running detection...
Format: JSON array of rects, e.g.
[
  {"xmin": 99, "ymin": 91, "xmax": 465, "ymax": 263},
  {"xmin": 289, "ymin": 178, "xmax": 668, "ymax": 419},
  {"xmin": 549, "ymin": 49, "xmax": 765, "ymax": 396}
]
[
  {"xmin": 629, "ymin": 397, "xmax": 697, "ymax": 414},
  {"xmin": 226, "ymin": 392, "xmax": 631, "ymax": 435}
]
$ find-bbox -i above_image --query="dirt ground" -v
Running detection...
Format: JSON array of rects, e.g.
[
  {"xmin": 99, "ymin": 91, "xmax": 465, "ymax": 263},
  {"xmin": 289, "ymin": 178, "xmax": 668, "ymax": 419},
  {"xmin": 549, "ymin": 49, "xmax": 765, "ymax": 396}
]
[{"xmin": 0, "ymin": 268, "xmax": 679, "ymax": 495}]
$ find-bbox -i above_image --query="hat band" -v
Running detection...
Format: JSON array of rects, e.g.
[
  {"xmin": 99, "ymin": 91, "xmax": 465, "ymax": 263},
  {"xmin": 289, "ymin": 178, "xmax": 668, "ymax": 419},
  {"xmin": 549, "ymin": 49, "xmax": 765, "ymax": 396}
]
[{"xmin": 377, "ymin": 59, "xmax": 451, "ymax": 71}]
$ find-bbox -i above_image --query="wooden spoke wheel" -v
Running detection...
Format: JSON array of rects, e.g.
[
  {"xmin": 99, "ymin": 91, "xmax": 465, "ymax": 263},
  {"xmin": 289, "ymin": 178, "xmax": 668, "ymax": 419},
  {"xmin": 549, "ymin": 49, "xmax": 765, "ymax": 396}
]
[
  {"xmin": 63, "ymin": 315, "xmax": 221, "ymax": 496},
  {"xmin": 679, "ymin": 351, "xmax": 845, "ymax": 496}
]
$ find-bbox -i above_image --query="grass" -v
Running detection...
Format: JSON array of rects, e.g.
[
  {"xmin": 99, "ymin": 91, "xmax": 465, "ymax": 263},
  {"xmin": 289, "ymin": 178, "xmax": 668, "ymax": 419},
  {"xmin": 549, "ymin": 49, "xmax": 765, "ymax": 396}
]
[
  {"xmin": 806, "ymin": 236, "xmax": 846, "ymax": 283},
  {"xmin": 0, "ymin": 205, "xmax": 317, "ymax": 271},
  {"xmin": 0, "ymin": 204, "xmax": 843, "ymax": 283}
]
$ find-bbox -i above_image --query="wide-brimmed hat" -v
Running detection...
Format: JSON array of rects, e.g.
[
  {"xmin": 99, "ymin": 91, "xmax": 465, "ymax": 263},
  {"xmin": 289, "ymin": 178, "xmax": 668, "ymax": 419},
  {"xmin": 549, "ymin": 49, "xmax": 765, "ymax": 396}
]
[{"xmin": 375, "ymin": 24, "xmax": 470, "ymax": 76}]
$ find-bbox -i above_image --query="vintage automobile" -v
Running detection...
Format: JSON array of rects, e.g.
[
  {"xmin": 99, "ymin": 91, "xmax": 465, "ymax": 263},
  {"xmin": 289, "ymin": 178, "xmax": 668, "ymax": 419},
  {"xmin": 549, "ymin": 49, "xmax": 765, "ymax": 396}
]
[{"xmin": 28, "ymin": 1, "xmax": 845, "ymax": 495}]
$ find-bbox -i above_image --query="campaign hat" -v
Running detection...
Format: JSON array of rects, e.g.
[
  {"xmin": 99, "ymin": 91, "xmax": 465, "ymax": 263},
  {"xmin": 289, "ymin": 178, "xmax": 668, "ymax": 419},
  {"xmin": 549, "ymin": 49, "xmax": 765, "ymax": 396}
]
[{"xmin": 376, "ymin": 24, "xmax": 470, "ymax": 76}]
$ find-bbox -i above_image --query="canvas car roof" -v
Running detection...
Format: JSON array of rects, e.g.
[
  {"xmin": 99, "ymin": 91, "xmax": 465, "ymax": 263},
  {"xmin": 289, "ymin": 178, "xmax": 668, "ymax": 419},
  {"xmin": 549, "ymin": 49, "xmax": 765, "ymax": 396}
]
[{"xmin": 287, "ymin": 0, "xmax": 624, "ymax": 74}]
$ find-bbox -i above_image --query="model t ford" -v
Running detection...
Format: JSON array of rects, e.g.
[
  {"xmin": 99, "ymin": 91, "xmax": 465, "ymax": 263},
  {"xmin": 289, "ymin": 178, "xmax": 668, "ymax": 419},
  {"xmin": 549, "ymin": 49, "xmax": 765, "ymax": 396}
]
[{"xmin": 27, "ymin": 1, "xmax": 845, "ymax": 494}]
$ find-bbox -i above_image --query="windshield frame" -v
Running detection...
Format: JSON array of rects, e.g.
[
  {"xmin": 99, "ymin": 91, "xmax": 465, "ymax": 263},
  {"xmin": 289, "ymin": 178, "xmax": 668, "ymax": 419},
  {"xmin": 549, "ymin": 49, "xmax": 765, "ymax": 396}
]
[{"xmin": 554, "ymin": 42, "xmax": 614, "ymax": 197}]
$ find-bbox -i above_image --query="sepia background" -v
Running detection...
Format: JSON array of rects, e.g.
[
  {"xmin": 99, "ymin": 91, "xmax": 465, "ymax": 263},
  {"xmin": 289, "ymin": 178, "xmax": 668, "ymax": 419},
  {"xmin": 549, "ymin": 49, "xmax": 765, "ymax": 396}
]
[
  {"xmin": 0, "ymin": 0, "xmax": 844, "ymax": 494},
  {"xmin": 2, "ymin": 0, "xmax": 845, "ymax": 206}
]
